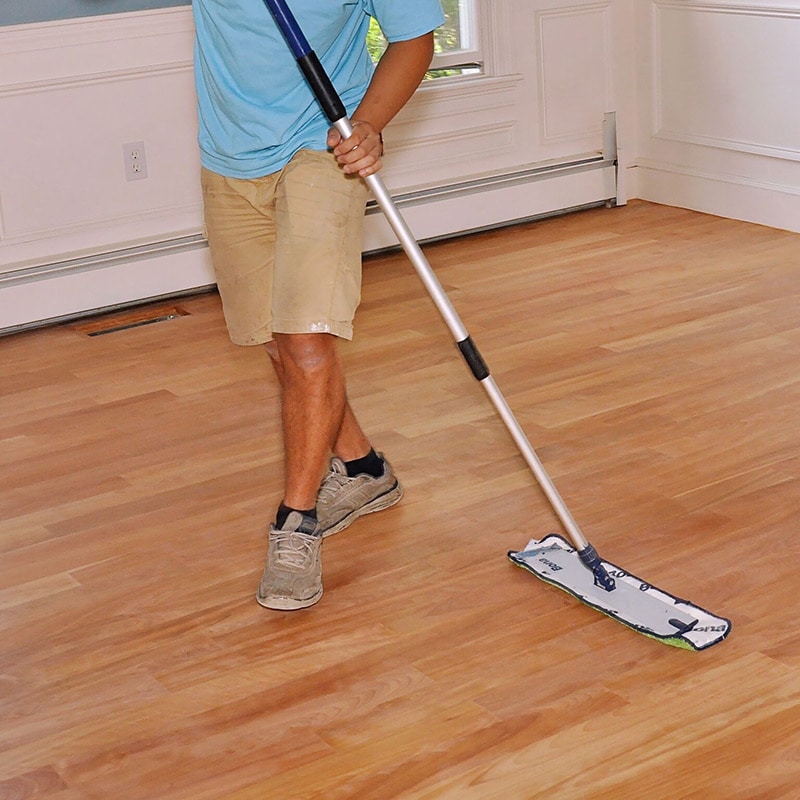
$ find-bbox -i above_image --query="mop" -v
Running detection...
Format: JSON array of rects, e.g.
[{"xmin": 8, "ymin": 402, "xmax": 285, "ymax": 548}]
[{"xmin": 260, "ymin": 0, "xmax": 731, "ymax": 650}]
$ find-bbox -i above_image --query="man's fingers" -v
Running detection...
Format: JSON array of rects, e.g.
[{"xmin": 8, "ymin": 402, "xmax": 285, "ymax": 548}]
[
  {"xmin": 328, "ymin": 122, "xmax": 382, "ymax": 175},
  {"xmin": 343, "ymin": 154, "xmax": 383, "ymax": 176}
]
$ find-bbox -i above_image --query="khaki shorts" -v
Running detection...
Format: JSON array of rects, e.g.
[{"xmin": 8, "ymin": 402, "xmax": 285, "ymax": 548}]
[{"xmin": 201, "ymin": 149, "xmax": 369, "ymax": 345}]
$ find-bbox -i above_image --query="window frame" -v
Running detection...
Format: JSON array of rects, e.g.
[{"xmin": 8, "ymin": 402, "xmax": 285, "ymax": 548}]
[
  {"xmin": 428, "ymin": 0, "xmax": 483, "ymax": 75},
  {"xmin": 368, "ymin": 0, "xmax": 508, "ymax": 83}
]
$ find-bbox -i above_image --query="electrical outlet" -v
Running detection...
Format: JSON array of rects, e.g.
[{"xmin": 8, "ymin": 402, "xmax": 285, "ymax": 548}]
[{"xmin": 123, "ymin": 141, "xmax": 148, "ymax": 181}]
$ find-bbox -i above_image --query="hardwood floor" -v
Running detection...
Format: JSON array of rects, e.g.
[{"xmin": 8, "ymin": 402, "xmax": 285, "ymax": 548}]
[{"xmin": 1, "ymin": 200, "xmax": 799, "ymax": 799}]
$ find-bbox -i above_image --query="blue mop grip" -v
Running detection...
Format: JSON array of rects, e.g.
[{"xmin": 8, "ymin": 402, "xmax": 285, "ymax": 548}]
[
  {"xmin": 261, "ymin": 0, "xmax": 310, "ymax": 57},
  {"xmin": 261, "ymin": 0, "xmax": 347, "ymax": 123}
]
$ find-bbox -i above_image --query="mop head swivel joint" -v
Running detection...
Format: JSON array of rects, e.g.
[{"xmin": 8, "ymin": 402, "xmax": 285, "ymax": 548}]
[
  {"xmin": 577, "ymin": 544, "xmax": 616, "ymax": 591},
  {"xmin": 508, "ymin": 535, "xmax": 731, "ymax": 650}
]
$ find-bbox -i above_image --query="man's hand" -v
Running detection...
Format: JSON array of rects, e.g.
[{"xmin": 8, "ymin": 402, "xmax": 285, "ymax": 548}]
[
  {"xmin": 328, "ymin": 120, "xmax": 384, "ymax": 177},
  {"xmin": 327, "ymin": 32, "xmax": 434, "ymax": 179}
]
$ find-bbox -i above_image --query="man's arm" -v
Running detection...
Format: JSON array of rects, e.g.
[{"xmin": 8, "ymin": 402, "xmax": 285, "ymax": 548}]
[{"xmin": 327, "ymin": 32, "xmax": 435, "ymax": 177}]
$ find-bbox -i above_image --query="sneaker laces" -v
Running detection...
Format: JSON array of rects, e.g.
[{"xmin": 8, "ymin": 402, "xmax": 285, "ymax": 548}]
[{"xmin": 272, "ymin": 532, "xmax": 318, "ymax": 571}]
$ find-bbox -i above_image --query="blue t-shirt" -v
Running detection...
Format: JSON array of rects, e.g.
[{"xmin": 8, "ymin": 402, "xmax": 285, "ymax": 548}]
[{"xmin": 193, "ymin": 0, "xmax": 445, "ymax": 178}]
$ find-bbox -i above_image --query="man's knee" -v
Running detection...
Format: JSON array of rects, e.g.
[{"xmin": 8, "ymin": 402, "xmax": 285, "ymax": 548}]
[{"xmin": 275, "ymin": 333, "xmax": 338, "ymax": 378}]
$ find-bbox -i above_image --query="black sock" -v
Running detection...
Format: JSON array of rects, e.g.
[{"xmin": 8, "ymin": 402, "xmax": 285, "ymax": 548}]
[
  {"xmin": 344, "ymin": 448, "xmax": 384, "ymax": 479},
  {"xmin": 276, "ymin": 502, "xmax": 317, "ymax": 529}
]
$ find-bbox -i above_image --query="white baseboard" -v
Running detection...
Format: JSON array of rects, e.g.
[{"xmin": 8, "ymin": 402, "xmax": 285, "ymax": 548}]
[
  {"xmin": 1, "ymin": 241, "xmax": 215, "ymax": 333},
  {"xmin": 634, "ymin": 160, "xmax": 800, "ymax": 234}
]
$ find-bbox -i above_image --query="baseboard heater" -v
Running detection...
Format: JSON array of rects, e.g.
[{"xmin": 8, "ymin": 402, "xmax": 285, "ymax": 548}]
[
  {"xmin": 363, "ymin": 152, "xmax": 617, "ymax": 252},
  {"xmin": 369, "ymin": 153, "xmax": 614, "ymax": 217},
  {"xmin": 0, "ymin": 234, "xmax": 208, "ymax": 291},
  {"xmin": 1, "ymin": 153, "xmax": 617, "ymax": 335}
]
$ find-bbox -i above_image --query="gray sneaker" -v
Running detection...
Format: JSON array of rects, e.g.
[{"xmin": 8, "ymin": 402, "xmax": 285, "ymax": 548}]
[
  {"xmin": 256, "ymin": 511, "xmax": 322, "ymax": 610},
  {"xmin": 316, "ymin": 453, "xmax": 403, "ymax": 538}
]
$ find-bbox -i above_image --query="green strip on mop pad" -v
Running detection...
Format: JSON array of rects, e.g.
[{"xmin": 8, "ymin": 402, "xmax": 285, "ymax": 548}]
[{"xmin": 508, "ymin": 535, "xmax": 731, "ymax": 650}]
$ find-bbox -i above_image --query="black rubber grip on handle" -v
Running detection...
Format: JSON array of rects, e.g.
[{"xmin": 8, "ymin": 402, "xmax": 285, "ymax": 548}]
[
  {"xmin": 458, "ymin": 336, "xmax": 490, "ymax": 381},
  {"xmin": 297, "ymin": 52, "xmax": 347, "ymax": 123}
]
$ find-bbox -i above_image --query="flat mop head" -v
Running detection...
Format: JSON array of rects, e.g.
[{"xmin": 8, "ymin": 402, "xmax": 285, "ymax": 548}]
[{"xmin": 508, "ymin": 535, "xmax": 731, "ymax": 650}]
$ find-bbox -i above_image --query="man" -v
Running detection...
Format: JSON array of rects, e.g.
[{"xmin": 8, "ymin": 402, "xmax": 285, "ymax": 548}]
[{"xmin": 192, "ymin": 0, "xmax": 445, "ymax": 609}]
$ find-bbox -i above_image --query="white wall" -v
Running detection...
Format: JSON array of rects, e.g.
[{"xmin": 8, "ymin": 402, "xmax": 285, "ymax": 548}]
[
  {"xmin": 0, "ymin": 1, "xmax": 626, "ymax": 332},
  {"xmin": 631, "ymin": 0, "xmax": 800, "ymax": 232}
]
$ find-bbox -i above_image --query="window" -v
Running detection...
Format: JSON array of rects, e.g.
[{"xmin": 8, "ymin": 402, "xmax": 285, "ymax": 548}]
[{"xmin": 367, "ymin": 0, "xmax": 483, "ymax": 80}]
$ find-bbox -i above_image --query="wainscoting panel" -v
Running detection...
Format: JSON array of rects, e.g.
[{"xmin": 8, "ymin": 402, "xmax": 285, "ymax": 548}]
[
  {"xmin": 537, "ymin": 3, "xmax": 614, "ymax": 142},
  {"xmin": 634, "ymin": 1, "xmax": 800, "ymax": 232},
  {"xmin": 654, "ymin": 2, "xmax": 800, "ymax": 160}
]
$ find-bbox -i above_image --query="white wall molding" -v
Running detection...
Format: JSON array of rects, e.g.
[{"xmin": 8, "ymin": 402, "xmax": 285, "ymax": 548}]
[
  {"xmin": 653, "ymin": 1, "xmax": 800, "ymax": 17},
  {"xmin": 0, "ymin": 62, "xmax": 192, "ymax": 99},
  {"xmin": 651, "ymin": 133, "xmax": 800, "ymax": 164},
  {"xmin": 0, "ymin": 8, "xmax": 194, "ymax": 83}
]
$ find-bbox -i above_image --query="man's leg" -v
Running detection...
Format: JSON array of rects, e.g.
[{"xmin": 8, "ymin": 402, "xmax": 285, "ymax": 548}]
[
  {"xmin": 272, "ymin": 331, "xmax": 359, "ymax": 511},
  {"xmin": 266, "ymin": 336, "xmax": 402, "ymax": 538},
  {"xmin": 256, "ymin": 331, "xmax": 344, "ymax": 612},
  {"xmin": 265, "ymin": 339, "xmax": 372, "ymax": 469}
]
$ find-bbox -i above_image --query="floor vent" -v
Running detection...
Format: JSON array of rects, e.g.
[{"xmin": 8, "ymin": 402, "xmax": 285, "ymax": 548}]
[{"xmin": 70, "ymin": 304, "xmax": 190, "ymax": 337}]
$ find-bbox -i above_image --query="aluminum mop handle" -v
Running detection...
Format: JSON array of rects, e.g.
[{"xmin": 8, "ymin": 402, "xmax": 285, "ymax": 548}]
[{"xmin": 261, "ymin": 0, "xmax": 615, "ymax": 591}]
